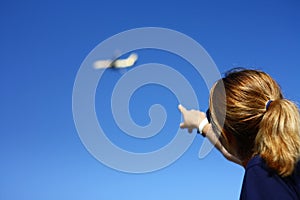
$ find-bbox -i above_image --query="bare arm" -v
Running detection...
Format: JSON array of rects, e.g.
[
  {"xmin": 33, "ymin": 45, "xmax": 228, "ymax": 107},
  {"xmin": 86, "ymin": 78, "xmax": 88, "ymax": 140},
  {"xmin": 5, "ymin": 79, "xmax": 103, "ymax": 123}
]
[
  {"xmin": 203, "ymin": 124, "xmax": 242, "ymax": 165},
  {"xmin": 178, "ymin": 104, "xmax": 242, "ymax": 166}
]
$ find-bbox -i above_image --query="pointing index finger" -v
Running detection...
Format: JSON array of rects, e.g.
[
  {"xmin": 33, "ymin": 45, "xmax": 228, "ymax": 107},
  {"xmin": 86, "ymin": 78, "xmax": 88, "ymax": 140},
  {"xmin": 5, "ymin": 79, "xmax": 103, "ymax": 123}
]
[{"xmin": 178, "ymin": 104, "xmax": 186, "ymax": 113}]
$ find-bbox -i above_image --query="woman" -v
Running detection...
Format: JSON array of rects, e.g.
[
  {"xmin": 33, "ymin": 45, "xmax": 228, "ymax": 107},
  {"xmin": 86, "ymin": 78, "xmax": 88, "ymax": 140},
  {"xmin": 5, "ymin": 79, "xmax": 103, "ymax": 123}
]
[{"xmin": 178, "ymin": 69, "xmax": 300, "ymax": 199}]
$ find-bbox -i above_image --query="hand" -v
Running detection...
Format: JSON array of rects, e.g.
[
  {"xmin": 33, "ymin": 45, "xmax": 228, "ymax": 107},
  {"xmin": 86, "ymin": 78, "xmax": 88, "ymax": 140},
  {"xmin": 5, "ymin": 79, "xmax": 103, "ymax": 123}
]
[
  {"xmin": 178, "ymin": 104, "xmax": 242, "ymax": 165},
  {"xmin": 178, "ymin": 104, "xmax": 207, "ymax": 133}
]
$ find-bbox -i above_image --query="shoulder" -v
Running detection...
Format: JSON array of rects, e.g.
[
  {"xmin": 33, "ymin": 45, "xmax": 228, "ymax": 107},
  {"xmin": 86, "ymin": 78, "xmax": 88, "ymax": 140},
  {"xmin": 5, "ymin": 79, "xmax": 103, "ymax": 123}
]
[{"xmin": 240, "ymin": 156, "xmax": 300, "ymax": 200}]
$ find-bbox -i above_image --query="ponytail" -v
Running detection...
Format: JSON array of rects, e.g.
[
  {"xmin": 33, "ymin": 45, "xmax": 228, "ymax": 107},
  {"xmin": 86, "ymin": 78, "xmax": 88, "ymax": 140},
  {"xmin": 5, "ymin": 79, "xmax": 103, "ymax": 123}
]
[{"xmin": 255, "ymin": 99, "xmax": 300, "ymax": 176}]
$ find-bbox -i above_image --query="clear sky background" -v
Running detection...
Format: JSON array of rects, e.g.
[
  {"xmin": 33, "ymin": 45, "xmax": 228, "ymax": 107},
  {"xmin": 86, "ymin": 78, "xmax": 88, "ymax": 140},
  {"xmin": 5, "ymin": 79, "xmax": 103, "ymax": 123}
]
[{"xmin": 1, "ymin": 0, "xmax": 300, "ymax": 199}]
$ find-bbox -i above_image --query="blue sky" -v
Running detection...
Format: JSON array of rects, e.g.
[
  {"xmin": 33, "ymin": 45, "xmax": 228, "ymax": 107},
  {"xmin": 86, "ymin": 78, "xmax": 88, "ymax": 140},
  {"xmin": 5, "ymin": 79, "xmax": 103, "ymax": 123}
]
[{"xmin": 1, "ymin": 0, "xmax": 300, "ymax": 199}]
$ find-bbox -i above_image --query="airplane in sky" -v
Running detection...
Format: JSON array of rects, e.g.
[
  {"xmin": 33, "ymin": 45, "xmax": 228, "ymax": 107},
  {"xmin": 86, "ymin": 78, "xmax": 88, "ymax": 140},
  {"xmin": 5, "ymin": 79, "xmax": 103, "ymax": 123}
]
[{"xmin": 93, "ymin": 53, "xmax": 138, "ymax": 69}]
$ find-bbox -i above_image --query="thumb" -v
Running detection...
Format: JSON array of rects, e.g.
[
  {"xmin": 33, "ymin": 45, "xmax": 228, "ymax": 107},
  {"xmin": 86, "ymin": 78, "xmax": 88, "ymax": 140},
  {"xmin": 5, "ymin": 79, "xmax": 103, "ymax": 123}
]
[{"xmin": 180, "ymin": 122, "xmax": 186, "ymax": 128}]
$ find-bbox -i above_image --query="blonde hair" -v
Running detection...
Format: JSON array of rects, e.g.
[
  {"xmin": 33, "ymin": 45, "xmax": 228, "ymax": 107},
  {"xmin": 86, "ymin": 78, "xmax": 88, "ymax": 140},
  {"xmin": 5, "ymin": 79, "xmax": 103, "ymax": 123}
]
[{"xmin": 210, "ymin": 69, "xmax": 300, "ymax": 176}]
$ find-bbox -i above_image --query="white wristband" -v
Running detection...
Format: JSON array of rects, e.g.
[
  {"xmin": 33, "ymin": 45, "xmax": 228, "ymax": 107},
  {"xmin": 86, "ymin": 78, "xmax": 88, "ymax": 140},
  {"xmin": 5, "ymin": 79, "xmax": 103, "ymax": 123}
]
[{"xmin": 198, "ymin": 118, "xmax": 209, "ymax": 135}]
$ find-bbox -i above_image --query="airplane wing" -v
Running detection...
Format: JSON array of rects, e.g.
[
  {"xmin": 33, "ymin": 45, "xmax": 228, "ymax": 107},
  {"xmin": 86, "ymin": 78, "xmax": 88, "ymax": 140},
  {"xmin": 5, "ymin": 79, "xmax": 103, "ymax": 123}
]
[{"xmin": 93, "ymin": 59, "xmax": 113, "ymax": 69}]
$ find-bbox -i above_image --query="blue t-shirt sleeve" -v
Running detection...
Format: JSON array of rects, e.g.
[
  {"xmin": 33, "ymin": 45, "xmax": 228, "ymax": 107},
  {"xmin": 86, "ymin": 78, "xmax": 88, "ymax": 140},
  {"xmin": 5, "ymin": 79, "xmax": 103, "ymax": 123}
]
[{"xmin": 240, "ymin": 162, "xmax": 299, "ymax": 200}]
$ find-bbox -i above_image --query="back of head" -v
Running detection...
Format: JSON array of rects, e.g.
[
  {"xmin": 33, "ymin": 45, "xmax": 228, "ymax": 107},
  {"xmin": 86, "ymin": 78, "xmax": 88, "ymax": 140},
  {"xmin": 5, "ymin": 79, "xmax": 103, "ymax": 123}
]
[{"xmin": 210, "ymin": 68, "xmax": 300, "ymax": 176}]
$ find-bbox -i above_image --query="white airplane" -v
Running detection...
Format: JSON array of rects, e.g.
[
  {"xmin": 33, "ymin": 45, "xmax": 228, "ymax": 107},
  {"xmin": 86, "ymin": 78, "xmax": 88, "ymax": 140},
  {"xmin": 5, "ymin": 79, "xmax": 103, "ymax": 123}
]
[{"xmin": 93, "ymin": 53, "xmax": 138, "ymax": 69}]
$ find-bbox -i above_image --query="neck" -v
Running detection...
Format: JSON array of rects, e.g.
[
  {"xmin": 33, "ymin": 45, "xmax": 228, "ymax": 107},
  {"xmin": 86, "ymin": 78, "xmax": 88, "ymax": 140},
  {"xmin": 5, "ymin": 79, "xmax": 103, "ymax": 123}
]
[
  {"xmin": 242, "ymin": 159, "xmax": 250, "ymax": 168},
  {"xmin": 241, "ymin": 154, "xmax": 256, "ymax": 168}
]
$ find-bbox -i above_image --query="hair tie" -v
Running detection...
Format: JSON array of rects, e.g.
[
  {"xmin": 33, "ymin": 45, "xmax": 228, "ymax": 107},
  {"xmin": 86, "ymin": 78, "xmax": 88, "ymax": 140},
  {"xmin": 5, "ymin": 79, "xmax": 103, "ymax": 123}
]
[{"xmin": 265, "ymin": 100, "xmax": 273, "ymax": 110}]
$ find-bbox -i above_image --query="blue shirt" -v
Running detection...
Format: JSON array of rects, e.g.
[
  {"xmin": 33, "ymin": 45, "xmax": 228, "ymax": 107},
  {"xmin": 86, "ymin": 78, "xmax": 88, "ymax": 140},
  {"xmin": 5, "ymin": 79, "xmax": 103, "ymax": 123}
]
[{"xmin": 240, "ymin": 155, "xmax": 300, "ymax": 200}]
